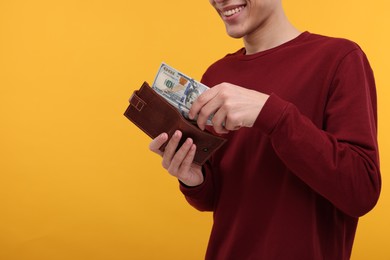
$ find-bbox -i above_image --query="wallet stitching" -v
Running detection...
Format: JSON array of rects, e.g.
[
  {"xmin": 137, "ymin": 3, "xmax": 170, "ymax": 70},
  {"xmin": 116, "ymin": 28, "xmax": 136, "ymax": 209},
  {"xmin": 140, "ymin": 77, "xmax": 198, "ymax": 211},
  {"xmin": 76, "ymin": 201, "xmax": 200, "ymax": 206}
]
[{"xmin": 130, "ymin": 94, "xmax": 146, "ymax": 112}]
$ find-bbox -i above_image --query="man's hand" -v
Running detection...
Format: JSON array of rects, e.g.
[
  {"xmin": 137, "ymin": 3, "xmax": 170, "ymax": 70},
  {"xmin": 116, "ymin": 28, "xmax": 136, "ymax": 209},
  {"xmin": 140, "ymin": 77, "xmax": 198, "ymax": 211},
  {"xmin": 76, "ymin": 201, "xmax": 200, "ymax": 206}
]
[
  {"xmin": 188, "ymin": 82, "xmax": 269, "ymax": 134},
  {"xmin": 149, "ymin": 131, "xmax": 204, "ymax": 187}
]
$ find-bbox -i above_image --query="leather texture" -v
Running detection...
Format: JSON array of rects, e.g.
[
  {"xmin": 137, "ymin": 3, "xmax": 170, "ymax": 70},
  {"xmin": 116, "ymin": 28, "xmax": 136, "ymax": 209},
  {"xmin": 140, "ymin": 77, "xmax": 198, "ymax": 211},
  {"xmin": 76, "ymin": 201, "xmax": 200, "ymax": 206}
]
[{"xmin": 124, "ymin": 82, "xmax": 227, "ymax": 165}]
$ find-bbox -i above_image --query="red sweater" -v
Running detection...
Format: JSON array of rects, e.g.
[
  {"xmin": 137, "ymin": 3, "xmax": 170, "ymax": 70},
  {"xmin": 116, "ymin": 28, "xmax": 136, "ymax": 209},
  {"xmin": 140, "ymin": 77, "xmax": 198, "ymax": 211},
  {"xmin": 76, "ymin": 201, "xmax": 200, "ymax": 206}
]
[{"xmin": 180, "ymin": 32, "xmax": 381, "ymax": 260}]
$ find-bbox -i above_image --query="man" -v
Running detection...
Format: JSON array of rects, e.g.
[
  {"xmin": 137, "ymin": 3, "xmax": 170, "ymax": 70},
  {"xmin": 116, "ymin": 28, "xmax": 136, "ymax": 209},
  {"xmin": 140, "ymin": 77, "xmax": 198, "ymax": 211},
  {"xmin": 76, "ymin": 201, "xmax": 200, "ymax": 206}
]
[{"xmin": 149, "ymin": 0, "xmax": 381, "ymax": 259}]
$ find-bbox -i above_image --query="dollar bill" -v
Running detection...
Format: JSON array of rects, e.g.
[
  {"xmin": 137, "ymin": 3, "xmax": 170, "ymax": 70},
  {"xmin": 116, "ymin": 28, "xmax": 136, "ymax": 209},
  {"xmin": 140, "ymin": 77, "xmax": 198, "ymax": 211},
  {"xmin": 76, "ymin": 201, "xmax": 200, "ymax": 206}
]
[{"xmin": 151, "ymin": 62, "xmax": 212, "ymax": 125}]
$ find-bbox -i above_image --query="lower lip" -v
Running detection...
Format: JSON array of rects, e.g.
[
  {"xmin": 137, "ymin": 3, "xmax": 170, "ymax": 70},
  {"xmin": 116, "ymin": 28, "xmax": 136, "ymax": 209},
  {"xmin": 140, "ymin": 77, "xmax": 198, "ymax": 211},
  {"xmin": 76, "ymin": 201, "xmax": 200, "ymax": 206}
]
[{"xmin": 222, "ymin": 7, "xmax": 245, "ymax": 22}]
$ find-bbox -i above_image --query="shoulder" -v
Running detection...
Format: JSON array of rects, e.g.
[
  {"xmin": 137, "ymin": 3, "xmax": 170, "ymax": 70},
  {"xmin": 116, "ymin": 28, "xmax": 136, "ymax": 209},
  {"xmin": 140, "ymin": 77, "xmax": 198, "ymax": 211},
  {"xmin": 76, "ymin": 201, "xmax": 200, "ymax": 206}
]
[
  {"xmin": 200, "ymin": 32, "xmax": 369, "ymax": 85},
  {"xmin": 303, "ymin": 32, "xmax": 364, "ymax": 57},
  {"xmin": 305, "ymin": 33, "xmax": 372, "ymax": 71}
]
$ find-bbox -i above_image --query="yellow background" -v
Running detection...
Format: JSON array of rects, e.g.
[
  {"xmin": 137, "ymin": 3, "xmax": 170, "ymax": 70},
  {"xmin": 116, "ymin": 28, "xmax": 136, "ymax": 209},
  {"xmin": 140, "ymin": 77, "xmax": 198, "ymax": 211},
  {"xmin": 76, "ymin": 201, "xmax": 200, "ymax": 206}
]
[{"xmin": 0, "ymin": 0, "xmax": 388, "ymax": 259}]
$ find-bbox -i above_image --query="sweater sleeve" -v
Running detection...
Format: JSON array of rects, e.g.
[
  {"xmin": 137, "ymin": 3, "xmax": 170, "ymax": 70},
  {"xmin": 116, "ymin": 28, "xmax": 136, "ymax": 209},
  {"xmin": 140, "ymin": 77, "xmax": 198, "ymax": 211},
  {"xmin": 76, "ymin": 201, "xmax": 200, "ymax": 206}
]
[
  {"xmin": 179, "ymin": 160, "xmax": 215, "ymax": 212},
  {"xmin": 254, "ymin": 49, "xmax": 381, "ymax": 217}
]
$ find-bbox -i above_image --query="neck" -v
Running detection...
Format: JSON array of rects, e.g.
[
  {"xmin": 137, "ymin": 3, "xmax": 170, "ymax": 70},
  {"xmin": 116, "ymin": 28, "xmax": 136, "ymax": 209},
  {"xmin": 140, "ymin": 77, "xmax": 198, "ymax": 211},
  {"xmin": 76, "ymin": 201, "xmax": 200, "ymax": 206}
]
[{"xmin": 243, "ymin": 11, "xmax": 301, "ymax": 55}]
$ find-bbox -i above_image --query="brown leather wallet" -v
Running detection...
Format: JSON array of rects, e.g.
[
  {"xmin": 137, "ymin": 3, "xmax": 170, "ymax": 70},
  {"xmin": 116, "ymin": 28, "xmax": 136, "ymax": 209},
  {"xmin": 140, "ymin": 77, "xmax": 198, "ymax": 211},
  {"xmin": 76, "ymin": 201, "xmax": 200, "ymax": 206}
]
[{"xmin": 124, "ymin": 82, "xmax": 227, "ymax": 165}]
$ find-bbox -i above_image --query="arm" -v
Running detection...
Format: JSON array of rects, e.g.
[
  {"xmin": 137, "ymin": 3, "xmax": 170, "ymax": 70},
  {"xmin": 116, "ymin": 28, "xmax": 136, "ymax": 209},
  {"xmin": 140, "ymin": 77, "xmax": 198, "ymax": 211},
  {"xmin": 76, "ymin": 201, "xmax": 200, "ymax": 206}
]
[
  {"xmin": 179, "ymin": 161, "xmax": 216, "ymax": 212},
  {"xmin": 149, "ymin": 131, "xmax": 215, "ymax": 211},
  {"xmin": 189, "ymin": 48, "xmax": 380, "ymax": 217},
  {"xmin": 255, "ymin": 49, "xmax": 381, "ymax": 217}
]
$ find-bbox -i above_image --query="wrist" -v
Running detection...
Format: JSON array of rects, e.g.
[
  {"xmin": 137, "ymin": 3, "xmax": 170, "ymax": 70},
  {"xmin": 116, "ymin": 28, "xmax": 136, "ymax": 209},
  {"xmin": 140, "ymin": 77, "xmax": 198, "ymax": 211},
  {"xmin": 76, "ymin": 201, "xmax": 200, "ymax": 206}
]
[{"xmin": 179, "ymin": 169, "xmax": 206, "ymax": 188}]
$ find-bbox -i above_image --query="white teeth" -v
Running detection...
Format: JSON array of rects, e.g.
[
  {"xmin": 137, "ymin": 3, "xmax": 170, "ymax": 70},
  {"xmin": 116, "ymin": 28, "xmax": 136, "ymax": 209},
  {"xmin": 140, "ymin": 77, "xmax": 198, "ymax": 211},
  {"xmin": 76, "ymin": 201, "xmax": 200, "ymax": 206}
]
[{"xmin": 223, "ymin": 6, "xmax": 244, "ymax": 17}]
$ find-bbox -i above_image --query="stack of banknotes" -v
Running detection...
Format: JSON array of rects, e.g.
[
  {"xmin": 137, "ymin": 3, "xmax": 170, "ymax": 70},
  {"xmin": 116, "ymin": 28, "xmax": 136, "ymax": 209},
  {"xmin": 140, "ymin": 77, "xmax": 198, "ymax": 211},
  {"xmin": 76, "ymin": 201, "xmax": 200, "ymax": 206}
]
[{"xmin": 151, "ymin": 62, "xmax": 212, "ymax": 125}]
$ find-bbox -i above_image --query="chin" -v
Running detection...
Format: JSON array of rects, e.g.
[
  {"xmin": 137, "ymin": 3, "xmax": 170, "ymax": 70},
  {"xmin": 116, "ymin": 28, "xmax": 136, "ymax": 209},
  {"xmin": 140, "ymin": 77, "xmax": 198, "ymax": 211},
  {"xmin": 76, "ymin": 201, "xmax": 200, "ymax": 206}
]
[{"xmin": 225, "ymin": 28, "xmax": 245, "ymax": 39}]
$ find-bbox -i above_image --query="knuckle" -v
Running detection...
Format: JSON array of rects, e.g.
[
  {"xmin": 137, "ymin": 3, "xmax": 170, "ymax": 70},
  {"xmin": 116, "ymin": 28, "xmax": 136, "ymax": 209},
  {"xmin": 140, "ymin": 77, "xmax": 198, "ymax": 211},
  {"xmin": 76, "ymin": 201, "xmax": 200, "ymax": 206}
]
[
  {"xmin": 219, "ymin": 91, "xmax": 229, "ymax": 99},
  {"xmin": 226, "ymin": 113, "xmax": 236, "ymax": 123},
  {"xmin": 222, "ymin": 99, "xmax": 233, "ymax": 109},
  {"xmin": 175, "ymin": 170, "xmax": 183, "ymax": 179},
  {"xmin": 219, "ymin": 82, "xmax": 228, "ymax": 89},
  {"xmin": 161, "ymin": 160, "xmax": 169, "ymax": 170},
  {"xmin": 168, "ymin": 166, "xmax": 178, "ymax": 177},
  {"xmin": 196, "ymin": 94, "xmax": 207, "ymax": 104}
]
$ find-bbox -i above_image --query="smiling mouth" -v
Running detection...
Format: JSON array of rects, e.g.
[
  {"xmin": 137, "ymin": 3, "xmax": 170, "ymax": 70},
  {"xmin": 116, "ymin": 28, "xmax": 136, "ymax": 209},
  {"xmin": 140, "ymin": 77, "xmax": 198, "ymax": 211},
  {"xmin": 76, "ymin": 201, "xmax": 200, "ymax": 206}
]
[{"xmin": 222, "ymin": 5, "xmax": 246, "ymax": 17}]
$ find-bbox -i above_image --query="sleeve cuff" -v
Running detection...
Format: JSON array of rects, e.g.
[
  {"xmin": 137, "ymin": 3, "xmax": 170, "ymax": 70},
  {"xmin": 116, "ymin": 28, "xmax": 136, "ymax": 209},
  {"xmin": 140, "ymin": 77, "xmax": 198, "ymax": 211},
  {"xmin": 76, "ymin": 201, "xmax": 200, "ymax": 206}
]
[{"xmin": 179, "ymin": 168, "xmax": 208, "ymax": 195}]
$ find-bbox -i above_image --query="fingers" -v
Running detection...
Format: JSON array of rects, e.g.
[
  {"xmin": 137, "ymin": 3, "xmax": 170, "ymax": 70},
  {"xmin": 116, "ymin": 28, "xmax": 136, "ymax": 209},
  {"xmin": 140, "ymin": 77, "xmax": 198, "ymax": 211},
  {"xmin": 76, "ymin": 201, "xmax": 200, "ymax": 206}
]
[
  {"xmin": 175, "ymin": 143, "xmax": 199, "ymax": 185},
  {"xmin": 168, "ymin": 139, "xmax": 196, "ymax": 180},
  {"xmin": 189, "ymin": 82, "xmax": 268, "ymax": 134},
  {"xmin": 213, "ymin": 110, "xmax": 242, "ymax": 133},
  {"xmin": 161, "ymin": 130, "xmax": 183, "ymax": 169},
  {"xmin": 189, "ymin": 87, "xmax": 219, "ymax": 129},
  {"xmin": 194, "ymin": 89, "xmax": 230, "ymax": 134},
  {"xmin": 149, "ymin": 131, "xmax": 203, "ymax": 186},
  {"xmin": 149, "ymin": 133, "xmax": 169, "ymax": 155},
  {"xmin": 161, "ymin": 131, "xmax": 196, "ymax": 174},
  {"xmin": 209, "ymin": 109, "xmax": 229, "ymax": 134},
  {"xmin": 189, "ymin": 85, "xmax": 231, "ymax": 133}
]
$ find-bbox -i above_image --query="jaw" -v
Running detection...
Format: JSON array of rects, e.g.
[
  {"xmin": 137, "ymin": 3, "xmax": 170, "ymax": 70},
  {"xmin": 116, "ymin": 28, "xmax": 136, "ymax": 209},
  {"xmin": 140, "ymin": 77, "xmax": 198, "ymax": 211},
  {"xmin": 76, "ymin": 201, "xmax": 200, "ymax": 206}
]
[{"xmin": 225, "ymin": 23, "xmax": 247, "ymax": 39}]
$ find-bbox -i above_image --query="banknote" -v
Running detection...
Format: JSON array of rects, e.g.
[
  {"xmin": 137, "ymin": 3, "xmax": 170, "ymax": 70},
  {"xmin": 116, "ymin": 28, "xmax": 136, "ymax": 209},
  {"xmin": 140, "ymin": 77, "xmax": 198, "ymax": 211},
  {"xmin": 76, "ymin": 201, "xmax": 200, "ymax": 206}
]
[{"xmin": 151, "ymin": 62, "xmax": 212, "ymax": 125}]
